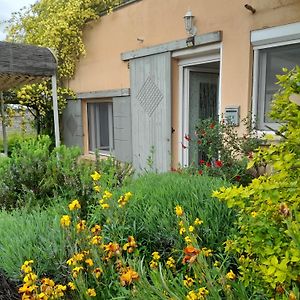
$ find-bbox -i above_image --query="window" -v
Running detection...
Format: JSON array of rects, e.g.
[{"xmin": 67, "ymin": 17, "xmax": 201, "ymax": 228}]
[
  {"xmin": 87, "ymin": 100, "xmax": 114, "ymax": 153},
  {"xmin": 255, "ymin": 42, "xmax": 300, "ymax": 130}
]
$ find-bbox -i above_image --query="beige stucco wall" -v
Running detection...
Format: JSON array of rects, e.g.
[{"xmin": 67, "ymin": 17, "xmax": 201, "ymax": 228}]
[{"xmin": 68, "ymin": 0, "xmax": 300, "ymax": 165}]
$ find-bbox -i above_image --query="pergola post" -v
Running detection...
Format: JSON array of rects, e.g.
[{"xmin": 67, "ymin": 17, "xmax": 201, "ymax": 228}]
[
  {"xmin": 0, "ymin": 92, "xmax": 8, "ymax": 155},
  {"xmin": 51, "ymin": 74, "xmax": 60, "ymax": 148}
]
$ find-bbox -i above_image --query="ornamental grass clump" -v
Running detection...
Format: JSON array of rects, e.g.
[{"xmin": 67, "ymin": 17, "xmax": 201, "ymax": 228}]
[
  {"xmin": 213, "ymin": 67, "xmax": 300, "ymax": 299},
  {"xmin": 133, "ymin": 205, "xmax": 249, "ymax": 300}
]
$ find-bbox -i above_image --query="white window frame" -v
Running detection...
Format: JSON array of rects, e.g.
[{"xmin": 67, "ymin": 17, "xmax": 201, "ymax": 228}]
[
  {"xmin": 86, "ymin": 98, "xmax": 114, "ymax": 155},
  {"xmin": 251, "ymin": 22, "xmax": 300, "ymax": 133},
  {"xmin": 173, "ymin": 43, "xmax": 222, "ymax": 167}
]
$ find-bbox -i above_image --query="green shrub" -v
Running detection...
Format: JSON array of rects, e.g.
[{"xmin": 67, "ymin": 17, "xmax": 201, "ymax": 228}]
[
  {"xmin": 0, "ymin": 201, "xmax": 69, "ymax": 282},
  {"xmin": 185, "ymin": 117, "xmax": 262, "ymax": 185},
  {"xmin": 213, "ymin": 67, "xmax": 300, "ymax": 299},
  {"xmin": 0, "ymin": 135, "xmax": 133, "ymax": 210}
]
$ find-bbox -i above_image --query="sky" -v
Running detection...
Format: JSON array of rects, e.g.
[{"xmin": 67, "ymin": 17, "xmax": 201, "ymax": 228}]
[{"xmin": 0, "ymin": 0, "xmax": 37, "ymax": 40}]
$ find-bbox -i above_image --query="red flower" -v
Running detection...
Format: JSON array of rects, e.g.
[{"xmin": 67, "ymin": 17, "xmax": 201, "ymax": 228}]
[
  {"xmin": 181, "ymin": 143, "xmax": 187, "ymax": 149},
  {"xmin": 210, "ymin": 123, "xmax": 215, "ymax": 129},
  {"xmin": 198, "ymin": 170, "xmax": 203, "ymax": 175},
  {"xmin": 184, "ymin": 134, "xmax": 192, "ymax": 142},
  {"xmin": 206, "ymin": 162, "xmax": 211, "ymax": 167},
  {"xmin": 197, "ymin": 140, "xmax": 202, "ymax": 145},
  {"xmin": 215, "ymin": 160, "xmax": 223, "ymax": 168},
  {"xmin": 199, "ymin": 159, "xmax": 205, "ymax": 165},
  {"xmin": 235, "ymin": 175, "xmax": 241, "ymax": 181}
]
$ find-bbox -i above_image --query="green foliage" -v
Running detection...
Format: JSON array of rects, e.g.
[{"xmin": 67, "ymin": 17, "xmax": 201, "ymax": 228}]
[
  {"xmin": 185, "ymin": 117, "xmax": 262, "ymax": 185},
  {"xmin": 0, "ymin": 131, "xmax": 36, "ymax": 154},
  {"xmin": 213, "ymin": 67, "xmax": 300, "ymax": 298},
  {"xmin": 93, "ymin": 172, "xmax": 236, "ymax": 257},
  {"xmin": 0, "ymin": 203, "xmax": 68, "ymax": 282},
  {"xmin": 0, "ymin": 135, "xmax": 89, "ymax": 209}
]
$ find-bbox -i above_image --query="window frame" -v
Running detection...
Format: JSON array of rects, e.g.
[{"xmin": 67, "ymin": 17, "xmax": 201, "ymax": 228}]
[
  {"xmin": 251, "ymin": 22, "xmax": 300, "ymax": 133},
  {"xmin": 86, "ymin": 98, "xmax": 114, "ymax": 155}
]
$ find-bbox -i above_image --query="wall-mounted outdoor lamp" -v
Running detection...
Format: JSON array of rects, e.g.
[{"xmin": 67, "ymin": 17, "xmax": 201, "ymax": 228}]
[
  {"xmin": 184, "ymin": 9, "xmax": 197, "ymax": 47},
  {"xmin": 184, "ymin": 10, "xmax": 197, "ymax": 36}
]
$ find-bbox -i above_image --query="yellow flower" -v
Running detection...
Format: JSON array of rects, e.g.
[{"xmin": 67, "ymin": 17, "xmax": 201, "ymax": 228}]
[
  {"xmin": 179, "ymin": 227, "xmax": 186, "ymax": 235},
  {"xmin": 194, "ymin": 218, "xmax": 203, "ymax": 225},
  {"xmin": 38, "ymin": 292, "xmax": 48, "ymax": 300},
  {"xmin": 178, "ymin": 220, "xmax": 184, "ymax": 227},
  {"xmin": 21, "ymin": 260, "xmax": 34, "ymax": 274},
  {"xmin": 186, "ymin": 290, "xmax": 198, "ymax": 300},
  {"xmin": 86, "ymin": 288, "xmax": 96, "ymax": 297},
  {"xmin": 68, "ymin": 199, "xmax": 81, "ymax": 211},
  {"xmin": 103, "ymin": 190, "xmax": 112, "ymax": 199},
  {"xmin": 23, "ymin": 272, "xmax": 38, "ymax": 284},
  {"xmin": 152, "ymin": 252, "xmax": 160, "ymax": 260},
  {"xmin": 85, "ymin": 258, "xmax": 94, "ymax": 266},
  {"xmin": 213, "ymin": 260, "xmax": 220, "ymax": 267},
  {"xmin": 72, "ymin": 266, "xmax": 83, "ymax": 278},
  {"xmin": 201, "ymin": 247, "xmax": 213, "ymax": 257},
  {"xmin": 226, "ymin": 270, "xmax": 236, "ymax": 280},
  {"xmin": 93, "ymin": 185, "xmax": 101, "ymax": 192},
  {"xmin": 93, "ymin": 267, "xmax": 103, "ymax": 279},
  {"xmin": 150, "ymin": 260, "xmax": 158, "ymax": 269},
  {"xmin": 251, "ymin": 211, "xmax": 258, "ymax": 218},
  {"xmin": 185, "ymin": 236, "xmax": 192, "ymax": 243},
  {"xmin": 183, "ymin": 275, "xmax": 195, "ymax": 287},
  {"xmin": 76, "ymin": 220, "xmax": 86, "ymax": 233},
  {"xmin": 166, "ymin": 256, "xmax": 176, "ymax": 269},
  {"xmin": 101, "ymin": 203, "xmax": 110, "ymax": 209},
  {"xmin": 91, "ymin": 235, "xmax": 102, "ymax": 245},
  {"xmin": 189, "ymin": 226, "xmax": 195, "ymax": 232},
  {"xmin": 60, "ymin": 215, "xmax": 71, "ymax": 227},
  {"xmin": 91, "ymin": 171, "xmax": 101, "ymax": 181},
  {"xmin": 198, "ymin": 287, "xmax": 209, "ymax": 298},
  {"xmin": 175, "ymin": 205, "xmax": 184, "ymax": 216},
  {"xmin": 68, "ymin": 282, "xmax": 76, "ymax": 290},
  {"xmin": 91, "ymin": 224, "xmax": 101, "ymax": 235}
]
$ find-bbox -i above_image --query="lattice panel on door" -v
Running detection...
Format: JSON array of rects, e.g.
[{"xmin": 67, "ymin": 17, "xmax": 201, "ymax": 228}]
[{"xmin": 136, "ymin": 76, "xmax": 163, "ymax": 117}]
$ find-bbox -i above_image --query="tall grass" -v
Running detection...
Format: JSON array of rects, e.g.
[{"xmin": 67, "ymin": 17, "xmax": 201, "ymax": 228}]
[{"xmin": 93, "ymin": 172, "xmax": 236, "ymax": 257}]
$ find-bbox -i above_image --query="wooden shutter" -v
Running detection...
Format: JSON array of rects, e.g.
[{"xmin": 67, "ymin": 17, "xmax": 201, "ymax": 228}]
[
  {"xmin": 113, "ymin": 96, "xmax": 132, "ymax": 162},
  {"xmin": 130, "ymin": 52, "xmax": 171, "ymax": 172},
  {"xmin": 62, "ymin": 99, "xmax": 83, "ymax": 148}
]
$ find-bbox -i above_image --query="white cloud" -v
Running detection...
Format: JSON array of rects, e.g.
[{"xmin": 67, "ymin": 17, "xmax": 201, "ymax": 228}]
[{"xmin": 0, "ymin": 0, "xmax": 37, "ymax": 40}]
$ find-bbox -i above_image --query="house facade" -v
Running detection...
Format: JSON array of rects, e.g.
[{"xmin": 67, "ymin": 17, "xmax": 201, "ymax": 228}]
[{"xmin": 63, "ymin": 0, "xmax": 300, "ymax": 172}]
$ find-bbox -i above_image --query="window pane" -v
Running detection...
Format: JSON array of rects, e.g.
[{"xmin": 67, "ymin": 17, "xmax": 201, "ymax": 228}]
[
  {"xmin": 87, "ymin": 102, "xmax": 113, "ymax": 152},
  {"xmin": 258, "ymin": 43, "xmax": 300, "ymax": 125}
]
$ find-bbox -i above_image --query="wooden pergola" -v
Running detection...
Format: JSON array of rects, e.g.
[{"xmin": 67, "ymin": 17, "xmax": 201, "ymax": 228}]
[{"xmin": 0, "ymin": 41, "xmax": 60, "ymax": 153}]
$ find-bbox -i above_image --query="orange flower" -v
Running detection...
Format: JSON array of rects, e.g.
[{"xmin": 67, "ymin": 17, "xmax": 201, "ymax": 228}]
[
  {"xmin": 120, "ymin": 267, "xmax": 139, "ymax": 286},
  {"xmin": 182, "ymin": 245, "xmax": 200, "ymax": 264}
]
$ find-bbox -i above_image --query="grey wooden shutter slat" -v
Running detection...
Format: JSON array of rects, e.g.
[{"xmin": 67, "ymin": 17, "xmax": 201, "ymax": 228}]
[
  {"xmin": 113, "ymin": 96, "xmax": 132, "ymax": 162},
  {"xmin": 62, "ymin": 99, "xmax": 83, "ymax": 148},
  {"xmin": 130, "ymin": 52, "xmax": 171, "ymax": 172}
]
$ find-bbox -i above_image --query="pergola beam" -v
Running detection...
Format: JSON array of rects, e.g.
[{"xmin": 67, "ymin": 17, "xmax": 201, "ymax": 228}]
[{"xmin": 0, "ymin": 41, "xmax": 60, "ymax": 149}]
